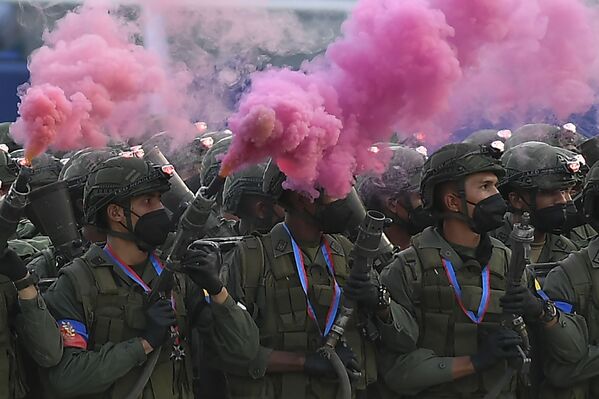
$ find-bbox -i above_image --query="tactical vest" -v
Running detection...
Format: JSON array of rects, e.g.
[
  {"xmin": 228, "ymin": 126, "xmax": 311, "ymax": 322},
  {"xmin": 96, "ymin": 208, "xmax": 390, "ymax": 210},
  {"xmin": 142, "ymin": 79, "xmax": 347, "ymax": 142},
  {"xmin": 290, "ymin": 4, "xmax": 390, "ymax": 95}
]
[
  {"xmin": 400, "ymin": 234, "xmax": 516, "ymax": 397},
  {"xmin": 0, "ymin": 279, "xmax": 28, "ymax": 399},
  {"xmin": 59, "ymin": 249, "xmax": 193, "ymax": 399},
  {"xmin": 226, "ymin": 232, "xmax": 377, "ymax": 399},
  {"xmin": 555, "ymin": 245, "xmax": 599, "ymax": 398}
]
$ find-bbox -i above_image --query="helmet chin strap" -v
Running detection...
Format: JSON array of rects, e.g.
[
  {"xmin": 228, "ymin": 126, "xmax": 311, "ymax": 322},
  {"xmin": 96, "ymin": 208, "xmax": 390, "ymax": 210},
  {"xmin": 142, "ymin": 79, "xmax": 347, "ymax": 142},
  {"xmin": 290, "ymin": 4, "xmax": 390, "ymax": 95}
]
[{"xmin": 104, "ymin": 200, "xmax": 152, "ymax": 252}]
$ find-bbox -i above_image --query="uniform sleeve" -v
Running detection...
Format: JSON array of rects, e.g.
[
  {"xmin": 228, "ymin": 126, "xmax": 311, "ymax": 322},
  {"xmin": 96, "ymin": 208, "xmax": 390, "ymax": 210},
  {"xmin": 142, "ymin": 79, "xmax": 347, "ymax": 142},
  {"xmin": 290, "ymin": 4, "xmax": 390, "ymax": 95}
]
[
  {"xmin": 15, "ymin": 293, "xmax": 63, "ymax": 368},
  {"xmin": 43, "ymin": 273, "xmax": 147, "ymax": 397},
  {"xmin": 378, "ymin": 255, "xmax": 455, "ymax": 396},
  {"xmin": 541, "ymin": 266, "xmax": 590, "ymax": 364},
  {"xmin": 544, "ymin": 344, "xmax": 599, "ymax": 388},
  {"xmin": 218, "ymin": 244, "xmax": 272, "ymax": 379}
]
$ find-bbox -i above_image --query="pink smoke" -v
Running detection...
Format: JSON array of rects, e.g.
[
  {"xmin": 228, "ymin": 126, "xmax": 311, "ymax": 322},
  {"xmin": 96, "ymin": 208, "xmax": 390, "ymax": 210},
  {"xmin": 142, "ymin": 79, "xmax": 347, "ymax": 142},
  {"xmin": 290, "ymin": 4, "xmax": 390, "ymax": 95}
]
[
  {"xmin": 441, "ymin": 0, "xmax": 599, "ymax": 127},
  {"xmin": 11, "ymin": 4, "xmax": 193, "ymax": 160},
  {"xmin": 224, "ymin": 0, "xmax": 599, "ymax": 198},
  {"xmin": 223, "ymin": 0, "xmax": 462, "ymax": 198}
]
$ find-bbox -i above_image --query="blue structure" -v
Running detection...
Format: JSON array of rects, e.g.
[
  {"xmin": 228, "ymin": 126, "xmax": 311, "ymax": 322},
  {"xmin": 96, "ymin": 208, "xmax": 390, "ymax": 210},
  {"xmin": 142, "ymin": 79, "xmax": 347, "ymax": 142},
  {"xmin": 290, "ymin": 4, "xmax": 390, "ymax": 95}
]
[{"xmin": 0, "ymin": 51, "xmax": 28, "ymax": 122}]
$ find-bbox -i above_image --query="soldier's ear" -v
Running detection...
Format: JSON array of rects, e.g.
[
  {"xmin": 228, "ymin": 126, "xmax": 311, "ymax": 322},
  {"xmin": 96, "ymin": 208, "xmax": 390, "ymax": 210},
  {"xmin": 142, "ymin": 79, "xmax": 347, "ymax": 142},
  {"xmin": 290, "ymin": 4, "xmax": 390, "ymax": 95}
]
[
  {"xmin": 106, "ymin": 203, "xmax": 125, "ymax": 224},
  {"xmin": 444, "ymin": 192, "xmax": 461, "ymax": 213}
]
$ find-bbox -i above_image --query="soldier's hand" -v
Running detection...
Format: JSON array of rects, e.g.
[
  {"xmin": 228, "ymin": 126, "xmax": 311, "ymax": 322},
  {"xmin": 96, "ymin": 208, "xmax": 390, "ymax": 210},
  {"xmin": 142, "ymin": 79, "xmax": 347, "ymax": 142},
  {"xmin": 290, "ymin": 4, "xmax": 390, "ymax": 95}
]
[
  {"xmin": 304, "ymin": 343, "xmax": 360, "ymax": 379},
  {"xmin": 181, "ymin": 240, "xmax": 223, "ymax": 295},
  {"xmin": 142, "ymin": 299, "xmax": 176, "ymax": 349},
  {"xmin": 471, "ymin": 328, "xmax": 523, "ymax": 373},
  {"xmin": 343, "ymin": 272, "xmax": 379, "ymax": 310},
  {"xmin": 0, "ymin": 249, "xmax": 28, "ymax": 282},
  {"xmin": 500, "ymin": 285, "xmax": 543, "ymax": 321}
]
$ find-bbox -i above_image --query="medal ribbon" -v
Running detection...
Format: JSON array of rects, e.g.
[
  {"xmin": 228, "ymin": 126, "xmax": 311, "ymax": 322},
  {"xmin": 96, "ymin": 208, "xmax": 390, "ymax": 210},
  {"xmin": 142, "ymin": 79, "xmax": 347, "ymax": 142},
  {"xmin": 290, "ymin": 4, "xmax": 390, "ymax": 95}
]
[
  {"xmin": 103, "ymin": 245, "xmax": 181, "ymax": 345},
  {"xmin": 441, "ymin": 258, "xmax": 490, "ymax": 324},
  {"xmin": 104, "ymin": 245, "xmax": 164, "ymax": 293},
  {"xmin": 282, "ymin": 224, "xmax": 341, "ymax": 337}
]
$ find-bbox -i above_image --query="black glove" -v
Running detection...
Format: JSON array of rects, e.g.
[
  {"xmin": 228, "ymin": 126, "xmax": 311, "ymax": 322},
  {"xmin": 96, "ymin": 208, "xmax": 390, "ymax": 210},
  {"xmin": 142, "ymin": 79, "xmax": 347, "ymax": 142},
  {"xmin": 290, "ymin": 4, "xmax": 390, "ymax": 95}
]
[
  {"xmin": 343, "ymin": 272, "xmax": 379, "ymax": 310},
  {"xmin": 142, "ymin": 299, "xmax": 177, "ymax": 349},
  {"xmin": 180, "ymin": 240, "xmax": 223, "ymax": 296},
  {"xmin": 500, "ymin": 285, "xmax": 544, "ymax": 320},
  {"xmin": 0, "ymin": 249, "xmax": 28, "ymax": 282},
  {"xmin": 304, "ymin": 343, "xmax": 360, "ymax": 378},
  {"xmin": 471, "ymin": 328, "xmax": 523, "ymax": 373}
]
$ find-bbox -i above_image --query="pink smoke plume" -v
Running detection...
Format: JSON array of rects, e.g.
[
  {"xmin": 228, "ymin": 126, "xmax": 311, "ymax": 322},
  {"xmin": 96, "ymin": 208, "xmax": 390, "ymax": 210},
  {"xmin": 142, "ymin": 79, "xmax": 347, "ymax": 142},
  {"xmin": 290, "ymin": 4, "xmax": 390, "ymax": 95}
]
[
  {"xmin": 11, "ymin": 4, "xmax": 193, "ymax": 161},
  {"xmin": 442, "ymin": 0, "xmax": 599, "ymax": 127},
  {"xmin": 223, "ymin": 0, "xmax": 462, "ymax": 198},
  {"xmin": 223, "ymin": 0, "xmax": 599, "ymax": 198}
]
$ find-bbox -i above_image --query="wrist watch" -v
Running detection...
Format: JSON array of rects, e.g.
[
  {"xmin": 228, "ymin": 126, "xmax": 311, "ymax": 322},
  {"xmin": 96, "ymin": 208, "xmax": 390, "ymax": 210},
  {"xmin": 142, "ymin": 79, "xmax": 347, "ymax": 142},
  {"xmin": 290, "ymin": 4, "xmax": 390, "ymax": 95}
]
[
  {"xmin": 376, "ymin": 285, "xmax": 391, "ymax": 310},
  {"xmin": 539, "ymin": 300, "xmax": 558, "ymax": 323},
  {"xmin": 14, "ymin": 273, "xmax": 38, "ymax": 291}
]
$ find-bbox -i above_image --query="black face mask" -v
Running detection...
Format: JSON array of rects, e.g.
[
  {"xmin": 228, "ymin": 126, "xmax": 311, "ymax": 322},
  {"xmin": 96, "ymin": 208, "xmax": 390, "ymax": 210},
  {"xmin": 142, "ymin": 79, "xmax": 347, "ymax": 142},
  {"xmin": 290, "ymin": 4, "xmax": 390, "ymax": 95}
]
[
  {"xmin": 563, "ymin": 200, "xmax": 586, "ymax": 232},
  {"xmin": 468, "ymin": 193, "xmax": 507, "ymax": 234},
  {"xmin": 532, "ymin": 204, "xmax": 567, "ymax": 234},
  {"xmin": 407, "ymin": 205, "xmax": 435, "ymax": 235},
  {"xmin": 131, "ymin": 208, "xmax": 171, "ymax": 251},
  {"xmin": 314, "ymin": 196, "xmax": 364, "ymax": 234}
]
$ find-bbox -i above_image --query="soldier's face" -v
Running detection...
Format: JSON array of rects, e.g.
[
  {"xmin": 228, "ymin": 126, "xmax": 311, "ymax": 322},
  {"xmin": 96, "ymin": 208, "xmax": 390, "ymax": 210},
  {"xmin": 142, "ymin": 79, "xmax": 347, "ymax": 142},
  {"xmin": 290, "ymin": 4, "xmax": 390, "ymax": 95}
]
[
  {"xmin": 534, "ymin": 189, "xmax": 569, "ymax": 210},
  {"xmin": 107, "ymin": 191, "xmax": 165, "ymax": 231},
  {"xmin": 463, "ymin": 172, "xmax": 500, "ymax": 214},
  {"xmin": 128, "ymin": 192, "xmax": 164, "ymax": 226},
  {"xmin": 509, "ymin": 188, "xmax": 569, "ymax": 211}
]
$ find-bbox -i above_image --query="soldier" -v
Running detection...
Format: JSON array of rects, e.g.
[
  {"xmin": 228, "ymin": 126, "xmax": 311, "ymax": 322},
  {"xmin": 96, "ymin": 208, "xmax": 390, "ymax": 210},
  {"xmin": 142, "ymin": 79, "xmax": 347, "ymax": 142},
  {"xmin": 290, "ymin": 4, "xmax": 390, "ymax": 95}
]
[
  {"xmin": 493, "ymin": 142, "xmax": 579, "ymax": 280},
  {"xmin": 221, "ymin": 159, "xmax": 401, "ymax": 398},
  {"xmin": 43, "ymin": 155, "xmax": 259, "ymax": 398},
  {"xmin": 199, "ymin": 135, "xmax": 238, "ymax": 237},
  {"xmin": 0, "ymin": 247, "xmax": 63, "ymax": 399},
  {"xmin": 0, "ymin": 122, "xmax": 18, "ymax": 153},
  {"xmin": 222, "ymin": 162, "xmax": 284, "ymax": 236},
  {"xmin": 379, "ymin": 143, "xmax": 527, "ymax": 398},
  {"xmin": 0, "ymin": 147, "xmax": 17, "ymax": 197},
  {"xmin": 357, "ymin": 145, "xmax": 433, "ymax": 249},
  {"xmin": 25, "ymin": 148, "xmax": 116, "ymax": 281},
  {"xmin": 539, "ymin": 161, "xmax": 599, "ymax": 398}
]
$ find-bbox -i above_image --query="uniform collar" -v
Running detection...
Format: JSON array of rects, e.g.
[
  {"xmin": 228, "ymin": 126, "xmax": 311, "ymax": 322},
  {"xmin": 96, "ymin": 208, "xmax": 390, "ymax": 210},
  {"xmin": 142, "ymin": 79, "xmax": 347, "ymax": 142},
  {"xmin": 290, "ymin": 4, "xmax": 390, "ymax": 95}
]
[
  {"xmin": 87, "ymin": 244, "xmax": 160, "ymax": 288},
  {"xmin": 418, "ymin": 227, "xmax": 465, "ymax": 270},
  {"xmin": 269, "ymin": 223, "xmax": 344, "ymax": 258}
]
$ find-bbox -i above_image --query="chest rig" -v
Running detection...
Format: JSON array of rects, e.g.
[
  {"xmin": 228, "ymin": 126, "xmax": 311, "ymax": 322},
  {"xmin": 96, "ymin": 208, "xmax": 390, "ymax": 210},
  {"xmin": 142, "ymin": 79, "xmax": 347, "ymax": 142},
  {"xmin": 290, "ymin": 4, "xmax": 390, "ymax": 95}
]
[
  {"xmin": 402, "ymin": 231, "xmax": 514, "ymax": 397},
  {"xmin": 229, "ymin": 227, "xmax": 377, "ymax": 399},
  {"xmin": 60, "ymin": 247, "xmax": 193, "ymax": 399}
]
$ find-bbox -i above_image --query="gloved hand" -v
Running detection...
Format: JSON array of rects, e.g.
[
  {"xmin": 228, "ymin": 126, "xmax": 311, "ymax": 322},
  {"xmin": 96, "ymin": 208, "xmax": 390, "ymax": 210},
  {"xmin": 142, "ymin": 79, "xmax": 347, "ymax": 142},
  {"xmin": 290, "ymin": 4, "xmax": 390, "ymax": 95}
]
[
  {"xmin": 471, "ymin": 328, "xmax": 523, "ymax": 373},
  {"xmin": 142, "ymin": 299, "xmax": 177, "ymax": 349},
  {"xmin": 304, "ymin": 342, "xmax": 360, "ymax": 379},
  {"xmin": 180, "ymin": 240, "xmax": 223, "ymax": 295},
  {"xmin": 500, "ymin": 285, "xmax": 544, "ymax": 320},
  {"xmin": 343, "ymin": 272, "xmax": 379, "ymax": 310},
  {"xmin": 0, "ymin": 249, "xmax": 28, "ymax": 282}
]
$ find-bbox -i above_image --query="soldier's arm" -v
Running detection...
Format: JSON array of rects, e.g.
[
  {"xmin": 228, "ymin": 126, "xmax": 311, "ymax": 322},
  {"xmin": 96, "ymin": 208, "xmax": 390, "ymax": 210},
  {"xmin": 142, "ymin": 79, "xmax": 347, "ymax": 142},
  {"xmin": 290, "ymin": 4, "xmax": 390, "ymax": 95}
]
[
  {"xmin": 542, "ymin": 266, "xmax": 590, "ymax": 364},
  {"xmin": 43, "ymin": 274, "xmax": 147, "ymax": 397},
  {"xmin": 15, "ymin": 281, "xmax": 62, "ymax": 368},
  {"xmin": 187, "ymin": 274, "xmax": 261, "ymax": 372},
  {"xmin": 378, "ymin": 255, "xmax": 478, "ymax": 396},
  {"xmin": 544, "ymin": 344, "xmax": 599, "ymax": 387}
]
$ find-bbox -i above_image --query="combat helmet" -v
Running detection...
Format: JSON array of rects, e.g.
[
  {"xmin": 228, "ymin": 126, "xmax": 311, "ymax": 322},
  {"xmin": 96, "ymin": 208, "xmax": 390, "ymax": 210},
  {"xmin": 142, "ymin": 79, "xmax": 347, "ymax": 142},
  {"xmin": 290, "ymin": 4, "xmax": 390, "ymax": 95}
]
[
  {"xmin": 223, "ymin": 162, "xmax": 271, "ymax": 217},
  {"xmin": 200, "ymin": 134, "xmax": 233, "ymax": 186},
  {"xmin": 421, "ymin": 142, "xmax": 504, "ymax": 211},
  {"xmin": 500, "ymin": 141, "xmax": 579, "ymax": 194},
  {"xmin": 83, "ymin": 156, "xmax": 172, "ymax": 227},
  {"xmin": 357, "ymin": 145, "xmax": 427, "ymax": 210}
]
